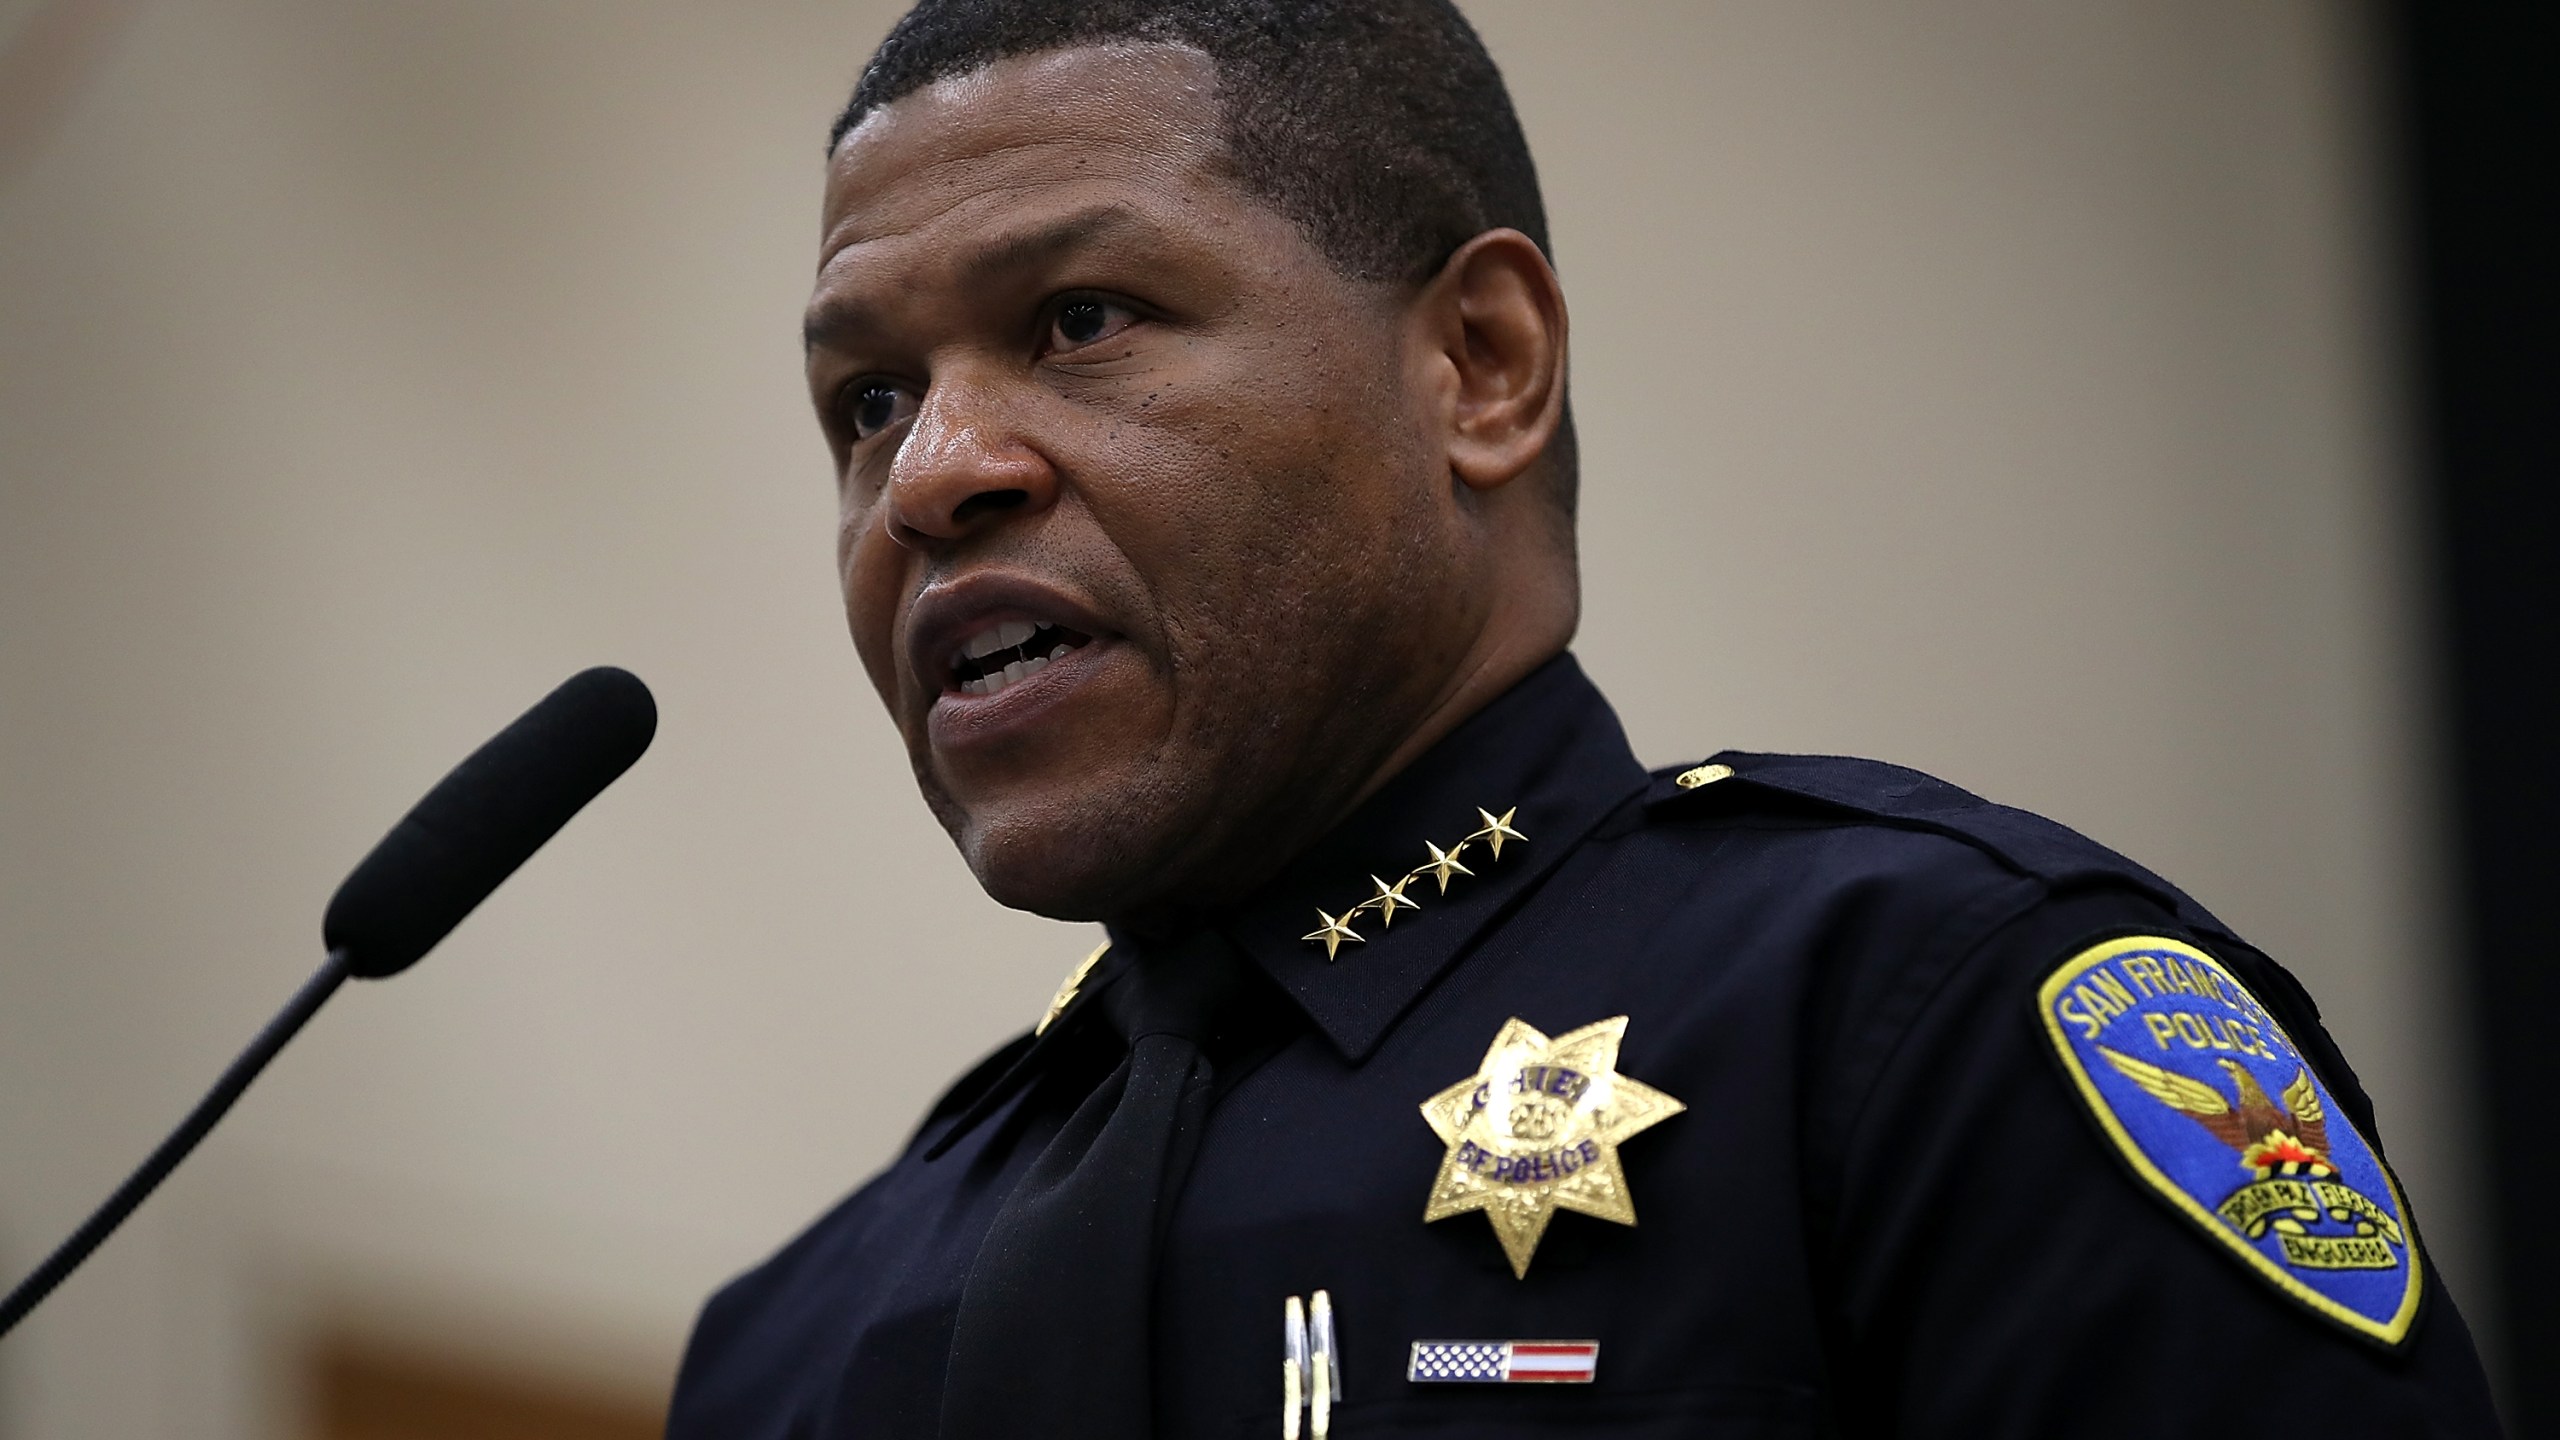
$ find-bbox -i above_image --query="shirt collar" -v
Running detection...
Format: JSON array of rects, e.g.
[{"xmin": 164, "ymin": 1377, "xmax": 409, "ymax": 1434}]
[
  {"xmin": 925, "ymin": 653, "xmax": 1644, "ymax": 1159},
  {"xmin": 1182, "ymin": 651, "xmax": 1647, "ymax": 1062}
]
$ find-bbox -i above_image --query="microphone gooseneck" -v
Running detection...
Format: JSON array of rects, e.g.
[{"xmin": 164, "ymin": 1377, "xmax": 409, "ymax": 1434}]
[
  {"xmin": 0, "ymin": 952, "xmax": 351, "ymax": 1338},
  {"xmin": 0, "ymin": 666, "xmax": 657, "ymax": 1341}
]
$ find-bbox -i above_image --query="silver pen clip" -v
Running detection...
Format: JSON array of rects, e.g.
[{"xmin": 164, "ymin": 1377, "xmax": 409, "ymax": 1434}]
[
  {"xmin": 1283, "ymin": 1295, "xmax": 1309, "ymax": 1440},
  {"xmin": 1309, "ymin": 1289, "xmax": 1339, "ymax": 1439}
]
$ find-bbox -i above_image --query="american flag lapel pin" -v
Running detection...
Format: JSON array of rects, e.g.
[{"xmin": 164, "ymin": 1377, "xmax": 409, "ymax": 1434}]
[{"xmin": 1407, "ymin": 1339, "xmax": 1599, "ymax": 1384}]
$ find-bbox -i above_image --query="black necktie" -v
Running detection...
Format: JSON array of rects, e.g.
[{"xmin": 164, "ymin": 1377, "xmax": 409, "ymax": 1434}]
[{"xmin": 937, "ymin": 932, "xmax": 1270, "ymax": 1439}]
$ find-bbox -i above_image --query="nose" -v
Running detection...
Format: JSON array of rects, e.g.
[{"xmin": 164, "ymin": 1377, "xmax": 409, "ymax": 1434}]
[{"xmin": 882, "ymin": 375, "xmax": 1060, "ymax": 550}]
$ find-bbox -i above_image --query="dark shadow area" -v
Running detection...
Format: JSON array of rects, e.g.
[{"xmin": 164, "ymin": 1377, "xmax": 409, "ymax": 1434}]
[{"xmin": 2393, "ymin": 3, "xmax": 2560, "ymax": 1433}]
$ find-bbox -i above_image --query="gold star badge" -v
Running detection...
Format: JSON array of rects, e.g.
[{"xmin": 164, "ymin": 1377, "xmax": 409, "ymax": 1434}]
[{"xmin": 1419, "ymin": 1016, "xmax": 1686, "ymax": 1278}]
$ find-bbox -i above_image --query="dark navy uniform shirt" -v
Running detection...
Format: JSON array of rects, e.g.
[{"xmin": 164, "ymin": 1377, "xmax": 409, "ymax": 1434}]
[{"xmin": 670, "ymin": 655, "xmax": 2502, "ymax": 1438}]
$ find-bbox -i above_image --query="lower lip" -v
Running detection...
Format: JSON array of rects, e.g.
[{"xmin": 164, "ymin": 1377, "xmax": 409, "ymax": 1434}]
[{"xmin": 925, "ymin": 638, "xmax": 1121, "ymax": 754}]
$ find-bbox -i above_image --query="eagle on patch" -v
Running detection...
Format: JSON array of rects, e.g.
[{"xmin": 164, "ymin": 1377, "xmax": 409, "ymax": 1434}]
[
  {"xmin": 2098, "ymin": 1048, "xmax": 2332, "ymax": 1179},
  {"xmin": 2039, "ymin": 936, "xmax": 2421, "ymax": 1342}
]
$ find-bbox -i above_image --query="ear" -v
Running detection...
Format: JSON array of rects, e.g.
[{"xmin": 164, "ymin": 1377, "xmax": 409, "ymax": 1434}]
[{"xmin": 1412, "ymin": 228, "xmax": 1568, "ymax": 494}]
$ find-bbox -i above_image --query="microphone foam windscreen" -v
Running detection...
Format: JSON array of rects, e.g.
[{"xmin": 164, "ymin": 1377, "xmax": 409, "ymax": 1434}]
[{"xmin": 323, "ymin": 667, "xmax": 657, "ymax": 979}]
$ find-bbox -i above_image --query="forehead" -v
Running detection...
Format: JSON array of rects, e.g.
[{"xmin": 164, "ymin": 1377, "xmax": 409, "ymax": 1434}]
[{"xmin": 818, "ymin": 43, "xmax": 1237, "ymax": 270}]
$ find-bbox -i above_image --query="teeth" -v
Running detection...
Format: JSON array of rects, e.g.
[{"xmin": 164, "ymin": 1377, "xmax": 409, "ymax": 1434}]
[
  {"xmin": 956, "ymin": 646, "xmax": 1066, "ymax": 699},
  {"xmin": 958, "ymin": 619, "xmax": 1039, "ymax": 663}
]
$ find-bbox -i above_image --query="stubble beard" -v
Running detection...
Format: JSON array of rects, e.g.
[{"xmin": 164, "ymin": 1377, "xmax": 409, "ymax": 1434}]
[{"xmin": 921, "ymin": 539, "xmax": 1457, "ymax": 926}]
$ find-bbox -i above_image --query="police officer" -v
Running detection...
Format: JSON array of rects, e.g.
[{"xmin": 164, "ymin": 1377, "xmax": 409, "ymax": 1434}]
[{"xmin": 669, "ymin": 2, "xmax": 2506, "ymax": 1435}]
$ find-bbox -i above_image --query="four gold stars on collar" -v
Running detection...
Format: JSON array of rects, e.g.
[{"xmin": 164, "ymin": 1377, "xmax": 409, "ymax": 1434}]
[{"xmin": 1302, "ymin": 805, "xmax": 1527, "ymax": 959}]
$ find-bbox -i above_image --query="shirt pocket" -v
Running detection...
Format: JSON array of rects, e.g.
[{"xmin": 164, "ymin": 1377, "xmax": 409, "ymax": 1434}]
[{"xmin": 1233, "ymin": 1381, "xmax": 1824, "ymax": 1437}]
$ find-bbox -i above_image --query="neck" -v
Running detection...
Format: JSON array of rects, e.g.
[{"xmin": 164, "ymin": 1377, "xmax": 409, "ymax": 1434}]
[
  {"xmin": 1352, "ymin": 627, "xmax": 1566, "ymax": 815},
  {"xmin": 1111, "ymin": 618, "xmax": 1572, "ymax": 940},
  {"xmin": 1351, "ymin": 541, "xmax": 1579, "ymax": 810}
]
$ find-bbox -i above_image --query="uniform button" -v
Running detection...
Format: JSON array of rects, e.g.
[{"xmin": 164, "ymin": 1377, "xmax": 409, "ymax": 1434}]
[{"xmin": 1674, "ymin": 763, "xmax": 1735, "ymax": 789}]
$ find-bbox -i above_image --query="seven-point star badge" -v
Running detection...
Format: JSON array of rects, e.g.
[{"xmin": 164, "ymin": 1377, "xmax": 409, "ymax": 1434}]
[{"xmin": 1419, "ymin": 1016, "xmax": 1686, "ymax": 1278}]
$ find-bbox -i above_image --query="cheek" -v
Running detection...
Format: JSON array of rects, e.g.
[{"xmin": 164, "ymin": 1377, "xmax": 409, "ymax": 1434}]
[
  {"xmin": 1111, "ymin": 345, "xmax": 1408, "ymax": 532},
  {"xmin": 1088, "ymin": 410, "xmax": 1419, "ymax": 698},
  {"xmin": 839, "ymin": 500, "xmax": 908, "ymax": 699}
]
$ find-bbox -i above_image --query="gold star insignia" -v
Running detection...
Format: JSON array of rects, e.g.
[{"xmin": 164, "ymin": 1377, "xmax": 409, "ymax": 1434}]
[
  {"xmin": 1363, "ymin": 874, "xmax": 1421, "ymax": 927},
  {"xmin": 1302, "ymin": 909, "xmax": 1366, "ymax": 961},
  {"xmin": 1470, "ymin": 807, "xmax": 1526, "ymax": 860},
  {"xmin": 1418, "ymin": 841, "xmax": 1474, "ymax": 894},
  {"xmin": 1418, "ymin": 1015, "xmax": 1686, "ymax": 1278},
  {"xmin": 1035, "ymin": 941, "xmax": 1109, "ymax": 1036},
  {"xmin": 1299, "ymin": 804, "xmax": 1521, "ymax": 952}
]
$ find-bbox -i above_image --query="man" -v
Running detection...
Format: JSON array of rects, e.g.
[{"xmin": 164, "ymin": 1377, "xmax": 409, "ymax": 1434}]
[{"xmin": 671, "ymin": 2, "xmax": 2505, "ymax": 1435}]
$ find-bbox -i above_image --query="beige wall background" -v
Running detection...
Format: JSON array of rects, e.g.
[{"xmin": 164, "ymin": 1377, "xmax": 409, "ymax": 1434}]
[{"xmin": 0, "ymin": 1, "xmax": 2485, "ymax": 1433}]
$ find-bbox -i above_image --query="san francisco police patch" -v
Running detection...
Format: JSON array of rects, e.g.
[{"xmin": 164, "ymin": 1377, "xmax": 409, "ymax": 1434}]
[{"xmin": 2037, "ymin": 936, "xmax": 2421, "ymax": 1344}]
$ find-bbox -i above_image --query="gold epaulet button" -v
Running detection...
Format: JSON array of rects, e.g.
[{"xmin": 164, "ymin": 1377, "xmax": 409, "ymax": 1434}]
[{"xmin": 1674, "ymin": 762, "xmax": 1736, "ymax": 790}]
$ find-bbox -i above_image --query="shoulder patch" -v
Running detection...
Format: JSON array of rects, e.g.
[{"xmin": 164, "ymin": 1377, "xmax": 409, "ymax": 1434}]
[{"xmin": 2037, "ymin": 935, "xmax": 2421, "ymax": 1345}]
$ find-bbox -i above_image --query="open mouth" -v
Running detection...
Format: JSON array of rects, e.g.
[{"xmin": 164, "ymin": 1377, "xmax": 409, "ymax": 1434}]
[{"xmin": 947, "ymin": 618, "xmax": 1094, "ymax": 698}]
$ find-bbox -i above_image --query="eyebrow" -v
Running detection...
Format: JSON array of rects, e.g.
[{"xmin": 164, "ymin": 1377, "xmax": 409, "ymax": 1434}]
[{"xmin": 803, "ymin": 204, "xmax": 1153, "ymax": 353}]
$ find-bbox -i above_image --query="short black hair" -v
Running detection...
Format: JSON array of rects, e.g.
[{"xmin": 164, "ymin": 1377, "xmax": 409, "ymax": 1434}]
[
  {"xmin": 830, "ymin": 0, "xmax": 1576, "ymax": 517},
  {"xmin": 834, "ymin": 0, "xmax": 1548, "ymax": 286}
]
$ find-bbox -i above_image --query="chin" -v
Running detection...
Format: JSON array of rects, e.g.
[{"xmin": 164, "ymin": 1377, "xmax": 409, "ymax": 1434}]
[
  {"xmin": 960, "ymin": 828, "xmax": 1149, "ymax": 921},
  {"xmin": 941, "ymin": 794, "xmax": 1179, "ymax": 921}
]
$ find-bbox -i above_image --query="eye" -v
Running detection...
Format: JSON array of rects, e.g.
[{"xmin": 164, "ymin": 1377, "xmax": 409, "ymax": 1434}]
[
  {"xmin": 1046, "ymin": 296, "xmax": 1136, "ymax": 353},
  {"xmin": 840, "ymin": 380, "xmax": 918, "ymax": 442}
]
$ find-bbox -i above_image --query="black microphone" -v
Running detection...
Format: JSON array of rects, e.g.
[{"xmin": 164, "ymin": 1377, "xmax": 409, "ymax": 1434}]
[
  {"xmin": 0, "ymin": 666, "xmax": 657, "ymax": 1339},
  {"xmin": 324, "ymin": 666, "xmax": 659, "ymax": 978}
]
